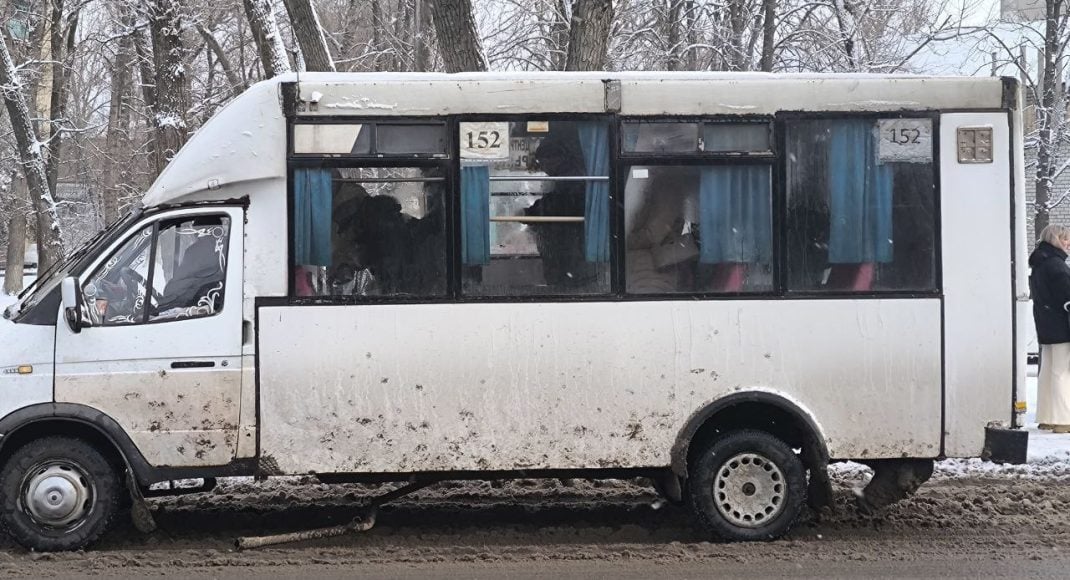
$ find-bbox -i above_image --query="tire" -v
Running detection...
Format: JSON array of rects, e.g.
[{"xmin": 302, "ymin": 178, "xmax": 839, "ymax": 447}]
[
  {"xmin": 687, "ymin": 429, "xmax": 806, "ymax": 541},
  {"xmin": 0, "ymin": 436, "xmax": 122, "ymax": 551}
]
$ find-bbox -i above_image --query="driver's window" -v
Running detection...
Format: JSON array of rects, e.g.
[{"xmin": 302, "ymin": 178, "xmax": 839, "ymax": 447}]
[
  {"xmin": 83, "ymin": 226, "xmax": 153, "ymax": 326},
  {"xmin": 81, "ymin": 214, "xmax": 231, "ymax": 327}
]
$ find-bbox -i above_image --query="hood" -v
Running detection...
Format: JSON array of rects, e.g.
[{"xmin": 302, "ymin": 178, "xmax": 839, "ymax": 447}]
[{"xmin": 1030, "ymin": 241, "xmax": 1067, "ymax": 268}]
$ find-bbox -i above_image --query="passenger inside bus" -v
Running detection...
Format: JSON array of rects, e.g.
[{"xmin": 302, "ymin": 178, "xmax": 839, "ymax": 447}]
[
  {"xmin": 294, "ymin": 166, "xmax": 446, "ymax": 297},
  {"xmin": 525, "ymin": 127, "xmax": 600, "ymax": 290}
]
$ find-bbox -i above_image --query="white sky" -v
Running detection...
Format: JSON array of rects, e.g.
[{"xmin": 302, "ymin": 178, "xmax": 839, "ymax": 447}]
[{"xmin": 911, "ymin": 0, "xmax": 1042, "ymax": 77}]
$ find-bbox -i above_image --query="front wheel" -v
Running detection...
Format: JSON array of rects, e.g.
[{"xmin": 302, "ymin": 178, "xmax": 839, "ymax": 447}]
[
  {"xmin": 688, "ymin": 430, "xmax": 806, "ymax": 541},
  {"xmin": 0, "ymin": 436, "xmax": 122, "ymax": 551}
]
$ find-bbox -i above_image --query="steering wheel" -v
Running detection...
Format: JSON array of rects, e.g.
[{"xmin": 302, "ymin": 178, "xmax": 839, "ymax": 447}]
[{"xmin": 118, "ymin": 267, "xmax": 162, "ymax": 303}]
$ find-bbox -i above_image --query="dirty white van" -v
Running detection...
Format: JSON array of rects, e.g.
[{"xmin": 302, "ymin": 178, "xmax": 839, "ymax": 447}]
[{"xmin": 0, "ymin": 72, "xmax": 1028, "ymax": 550}]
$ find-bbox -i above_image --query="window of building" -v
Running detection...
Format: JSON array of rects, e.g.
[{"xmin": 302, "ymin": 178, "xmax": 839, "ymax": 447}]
[
  {"xmin": 292, "ymin": 166, "xmax": 448, "ymax": 297},
  {"xmin": 785, "ymin": 118, "xmax": 937, "ymax": 292},
  {"xmin": 459, "ymin": 119, "xmax": 612, "ymax": 296},
  {"xmin": 82, "ymin": 214, "xmax": 231, "ymax": 326}
]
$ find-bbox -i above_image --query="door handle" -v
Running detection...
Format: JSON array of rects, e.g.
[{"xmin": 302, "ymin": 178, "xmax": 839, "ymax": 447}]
[{"xmin": 170, "ymin": 361, "xmax": 215, "ymax": 369}]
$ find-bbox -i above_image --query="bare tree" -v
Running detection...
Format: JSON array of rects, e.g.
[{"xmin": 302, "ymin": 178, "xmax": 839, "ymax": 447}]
[
  {"xmin": 3, "ymin": 173, "xmax": 27, "ymax": 294},
  {"xmin": 565, "ymin": 0, "xmax": 614, "ymax": 70},
  {"xmin": 1033, "ymin": 0, "xmax": 1068, "ymax": 237},
  {"xmin": 0, "ymin": 31, "xmax": 64, "ymax": 271},
  {"xmin": 430, "ymin": 0, "xmax": 488, "ymax": 72},
  {"xmin": 244, "ymin": 0, "xmax": 293, "ymax": 77},
  {"xmin": 761, "ymin": 0, "xmax": 777, "ymax": 71},
  {"xmin": 102, "ymin": 5, "xmax": 137, "ymax": 225},
  {"xmin": 283, "ymin": 0, "xmax": 336, "ymax": 71},
  {"xmin": 148, "ymin": 0, "xmax": 191, "ymax": 177}
]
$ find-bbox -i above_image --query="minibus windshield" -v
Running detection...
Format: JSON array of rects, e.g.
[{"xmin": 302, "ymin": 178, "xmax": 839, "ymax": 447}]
[{"xmin": 4, "ymin": 210, "xmax": 141, "ymax": 321}]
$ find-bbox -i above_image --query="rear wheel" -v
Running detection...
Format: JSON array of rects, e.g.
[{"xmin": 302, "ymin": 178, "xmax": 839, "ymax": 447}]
[
  {"xmin": 688, "ymin": 429, "xmax": 805, "ymax": 541},
  {"xmin": 0, "ymin": 436, "xmax": 122, "ymax": 551}
]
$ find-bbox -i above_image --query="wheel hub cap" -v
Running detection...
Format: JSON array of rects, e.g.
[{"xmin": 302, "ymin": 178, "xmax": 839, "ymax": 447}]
[
  {"xmin": 713, "ymin": 452, "xmax": 786, "ymax": 528},
  {"xmin": 23, "ymin": 463, "xmax": 92, "ymax": 528}
]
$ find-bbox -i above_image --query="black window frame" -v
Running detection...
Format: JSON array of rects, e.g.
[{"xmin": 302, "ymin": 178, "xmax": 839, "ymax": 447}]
[
  {"xmin": 620, "ymin": 117, "xmax": 775, "ymax": 158},
  {"xmin": 451, "ymin": 113, "xmax": 618, "ymax": 300},
  {"xmin": 287, "ymin": 116, "xmax": 456, "ymax": 302},
  {"xmin": 776, "ymin": 111, "xmax": 942, "ymax": 299},
  {"xmin": 81, "ymin": 211, "xmax": 233, "ymax": 327},
  {"xmin": 618, "ymin": 116, "xmax": 778, "ymax": 298},
  {"xmin": 283, "ymin": 110, "xmax": 944, "ymax": 306},
  {"xmin": 289, "ymin": 118, "xmax": 451, "ymax": 160}
]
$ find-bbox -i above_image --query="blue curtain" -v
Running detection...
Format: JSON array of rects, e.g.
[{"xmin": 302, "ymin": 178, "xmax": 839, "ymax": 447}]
[
  {"xmin": 828, "ymin": 121, "xmax": 894, "ymax": 264},
  {"xmin": 578, "ymin": 122, "xmax": 610, "ymax": 262},
  {"xmin": 461, "ymin": 165, "xmax": 491, "ymax": 265},
  {"xmin": 293, "ymin": 168, "xmax": 333, "ymax": 267},
  {"xmin": 698, "ymin": 166, "xmax": 772, "ymax": 263}
]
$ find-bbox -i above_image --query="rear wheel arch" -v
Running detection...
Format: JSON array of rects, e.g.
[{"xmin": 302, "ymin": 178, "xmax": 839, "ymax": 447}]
[{"xmin": 671, "ymin": 391, "xmax": 830, "ymax": 479}]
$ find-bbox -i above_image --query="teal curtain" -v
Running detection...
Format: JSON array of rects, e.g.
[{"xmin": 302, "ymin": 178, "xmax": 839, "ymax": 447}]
[
  {"xmin": 461, "ymin": 165, "xmax": 491, "ymax": 265},
  {"xmin": 828, "ymin": 121, "xmax": 894, "ymax": 264},
  {"xmin": 698, "ymin": 165, "xmax": 772, "ymax": 263},
  {"xmin": 293, "ymin": 168, "xmax": 333, "ymax": 267},
  {"xmin": 578, "ymin": 122, "xmax": 610, "ymax": 262}
]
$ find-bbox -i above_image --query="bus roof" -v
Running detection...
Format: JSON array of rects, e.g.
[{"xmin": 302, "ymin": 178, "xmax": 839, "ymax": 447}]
[{"xmin": 142, "ymin": 72, "xmax": 1012, "ymax": 208}]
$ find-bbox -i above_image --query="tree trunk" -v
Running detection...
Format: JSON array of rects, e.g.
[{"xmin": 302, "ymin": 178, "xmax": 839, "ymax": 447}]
[
  {"xmin": 550, "ymin": 0, "xmax": 569, "ymax": 70},
  {"xmin": 760, "ymin": 0, "xmax": 776, "ymax": 72},
  {"xmin": 413, "ymin": 0, "xmax": 433, "ymax": 72},
  {"xmin": 370, "ymin": 0, "xmax": 384, "ymax": 71},
  {"xmin": 243, "ymin": 0, "xmax": 293, "ymax": 78},
  {"xmin": 0, "ymin": 31, "xmax": 65, "ymax": 270},
  {"xmin": 197, "ymin": 24, "xmax": 244, "ymax": 92},
  {"xmin": 46, "ymin": 3, "xmax": 79, "ymax": 197},
  {"xmin": 1034, "ymin": 0, "xmax": 1065, "ymax": 238},
  {"xmin": 3, "ymin": 176, "xmax": 27, "ymax": 295},
  {"xmin": 666, "ymin": 0, "xmax": 683, "ymax": 71},
  {"xmin": 685, "ymin": 0, "xmax": 699, "ymax": 70},
  {"xmin": 103, "ymin": 8, "xmax": 135, "ymax": 226},
  {"xmin": 134, "ymin": 28, "xmax": 157, "ymax": 112},
  {"xmin": 429, "ymin": 0, "xmax": 487, "ymax": 72},
  {"xmin": 149, "ymin": 0, "xmax": 190, "ymax": 178},
  {"xmin": 564, "ymin": 0, "xmax": 613, "ymax": 71},
  {"xmin": 282, "ymin": 0, "xmax": 335, "ymax": 72},
  {"xmin": 727, "ymin": 0, "xmax": 747, "ymax": 70},
  {"xmin": 832, "ymin": 0, "xmax": 858, "ymax": 71}
]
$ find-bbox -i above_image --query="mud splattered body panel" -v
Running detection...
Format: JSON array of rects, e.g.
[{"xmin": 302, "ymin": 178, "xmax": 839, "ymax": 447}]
[
  {"xmin": 258, "ymin": 300, "xmax": 941, "ymax": 474},
  {"xmin": 54, "ymin": 206, "xmax": 246, "ymax": 468}
]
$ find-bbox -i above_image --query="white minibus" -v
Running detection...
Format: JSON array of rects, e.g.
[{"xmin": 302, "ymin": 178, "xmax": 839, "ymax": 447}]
[{"xmin": 0, "ymin": 72, "xmax": 1028, "ymax": 550}]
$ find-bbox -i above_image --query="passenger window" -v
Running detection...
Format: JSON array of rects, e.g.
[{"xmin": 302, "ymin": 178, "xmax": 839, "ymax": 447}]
[
  {"xmin": 624, "ymin": 165, "xmax": 772, "ymax": 294},
  {"xmin": 459, "ymin": 119, "xmax": 611, "ymax": 296},
  {"xmin": 292, "ymin": 166, "xmax": 447, "ymax": 297},
  {"xmin": 292, "ymin": 122, "xmax": 447, "ymax": 157},
  {"xmin": 82, "ymin": 214, "xmax": 231, "ymax": 326},
  {"xmin": 785, "ymin": 119, "xmax": 936, "ymax": 292},
  {"xmin": 622, "ymin": 120, "xmax": 772, "ymax": 154}
]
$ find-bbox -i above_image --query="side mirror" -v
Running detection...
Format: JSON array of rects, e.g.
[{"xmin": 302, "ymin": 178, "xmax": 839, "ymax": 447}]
[{"xmin": 61, "ymin": 276, "xmax": 82, "ymax": 333}]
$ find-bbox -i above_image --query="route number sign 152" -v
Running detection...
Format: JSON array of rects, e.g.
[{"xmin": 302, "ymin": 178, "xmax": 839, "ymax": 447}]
[
  {"xmin": 460, "ymin": 122, "xmax": 510, "ymax": 160},
  {"xmin": 877, "ymin": 119, "xmax": 932, "ymax": 163}
]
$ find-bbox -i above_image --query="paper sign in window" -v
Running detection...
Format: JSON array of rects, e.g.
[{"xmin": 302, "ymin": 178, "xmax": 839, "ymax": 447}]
[
  {"xmin": 460, "ymin": 122, "xmax": 510, "ymax": 160},
  {"xmin": 877, "ymin": 119, "xmax": 932, "ymax": 163}
]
